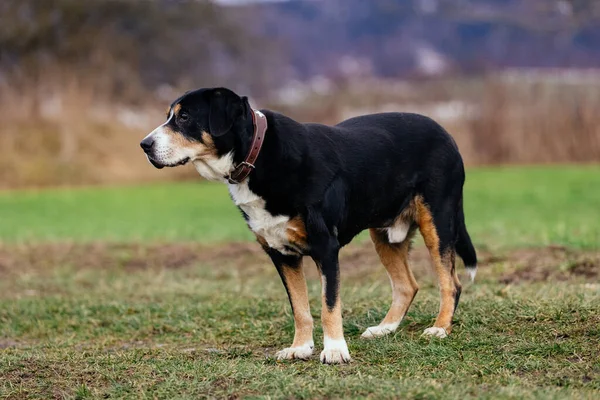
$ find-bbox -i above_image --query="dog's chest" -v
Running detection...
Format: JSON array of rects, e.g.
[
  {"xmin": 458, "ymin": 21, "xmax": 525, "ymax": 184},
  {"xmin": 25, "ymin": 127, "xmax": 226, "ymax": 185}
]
[{"xmin": 228, "ymin": 182, "xmax": 303, "ymax": 254}]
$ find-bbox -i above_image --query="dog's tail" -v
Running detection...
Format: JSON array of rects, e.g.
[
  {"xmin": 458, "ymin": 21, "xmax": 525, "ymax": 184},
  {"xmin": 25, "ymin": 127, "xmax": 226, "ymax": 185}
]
[{"xmin": 456, "ymin": 198, "xmax": 477, "ymax": 281}]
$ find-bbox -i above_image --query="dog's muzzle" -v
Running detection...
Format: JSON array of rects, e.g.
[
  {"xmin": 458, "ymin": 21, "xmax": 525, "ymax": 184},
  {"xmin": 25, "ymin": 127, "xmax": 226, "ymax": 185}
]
[{"xmin": 140, "ymin": 136, "xmax": 190, "ymax": 169}]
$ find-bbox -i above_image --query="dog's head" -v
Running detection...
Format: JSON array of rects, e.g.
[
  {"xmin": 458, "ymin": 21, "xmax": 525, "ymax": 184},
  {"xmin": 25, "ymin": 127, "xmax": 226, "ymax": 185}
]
[{"xmin": 140, "ymin": 87, "xmax": 248, "ymax": 181}]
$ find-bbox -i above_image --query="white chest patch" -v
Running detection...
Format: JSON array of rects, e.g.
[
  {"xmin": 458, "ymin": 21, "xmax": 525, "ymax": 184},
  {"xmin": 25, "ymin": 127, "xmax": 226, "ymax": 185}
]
[{"xmin": 228, "ymin": 180, "xmax": 295, "ymax": 254}]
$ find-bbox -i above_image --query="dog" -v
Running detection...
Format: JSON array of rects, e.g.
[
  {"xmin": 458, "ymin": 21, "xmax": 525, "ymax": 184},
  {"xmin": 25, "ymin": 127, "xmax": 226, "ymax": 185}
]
[{"xmin": 140, "ymin": 87, "xmax": 477, "ymax": 364}]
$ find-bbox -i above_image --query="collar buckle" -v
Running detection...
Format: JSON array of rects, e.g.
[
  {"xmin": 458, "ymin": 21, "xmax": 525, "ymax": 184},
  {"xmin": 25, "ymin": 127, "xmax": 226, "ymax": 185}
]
[{"xmin": 238, "ymin": 161, "xmax": 256, "ymax": 169}]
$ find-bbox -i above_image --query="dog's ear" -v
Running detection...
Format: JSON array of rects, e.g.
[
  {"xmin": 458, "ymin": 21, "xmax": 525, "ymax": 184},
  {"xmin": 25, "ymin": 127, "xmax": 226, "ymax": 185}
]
[{"xmin": 208, "ymin": 88, "xmax": 243, "ymax": 137}]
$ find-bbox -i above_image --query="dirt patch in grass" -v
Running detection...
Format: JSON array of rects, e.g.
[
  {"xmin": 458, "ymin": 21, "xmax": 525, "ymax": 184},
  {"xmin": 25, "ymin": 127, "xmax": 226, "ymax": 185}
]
[
  {"xmin": 0, "ymin": 242, "xmax": 597, "ymax": 283},
  {"xmin": 0, "ymin": 242, "xmax": 263, "ymax": 273},
  {"xmin": 493, "ymin": 246, "xmax": 600, "ymax": 284},
  {"xmin": 0, "ymin": 241, "xmax": 397, "ymax": 276}
]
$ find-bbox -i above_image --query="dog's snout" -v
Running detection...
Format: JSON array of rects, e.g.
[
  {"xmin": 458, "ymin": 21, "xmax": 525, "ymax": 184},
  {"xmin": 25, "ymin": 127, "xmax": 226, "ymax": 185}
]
[{"xmin": 140, "ymin": 137, "xmax": 154, "ymax": 153}]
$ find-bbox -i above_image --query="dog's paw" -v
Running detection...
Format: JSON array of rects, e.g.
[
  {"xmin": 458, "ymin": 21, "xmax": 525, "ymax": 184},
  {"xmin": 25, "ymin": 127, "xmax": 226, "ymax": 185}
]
[
  {"xmin": 320, "ymin": 338, "xmax": 351, "ymax": 364},
  {"xmin": 360, "ymin": 323, "xmax": 398, "ymax": 339},
  {"xmin": 421, "ymin": 327, "xmax": 448, "ymax": 338},
  {"xmin": 276, "ymin": 342, "xmax": 314, "ymax": 361}
]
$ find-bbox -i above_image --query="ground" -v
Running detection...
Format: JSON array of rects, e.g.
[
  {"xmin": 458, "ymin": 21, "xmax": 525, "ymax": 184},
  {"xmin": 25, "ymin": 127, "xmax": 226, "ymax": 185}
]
[{"xmin": 0, "ymin": 166, "xmax": 599, "ymax": 399}]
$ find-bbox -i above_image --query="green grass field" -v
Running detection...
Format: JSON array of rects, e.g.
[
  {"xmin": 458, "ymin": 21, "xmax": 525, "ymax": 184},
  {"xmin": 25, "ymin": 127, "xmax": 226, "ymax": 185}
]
[
  {"xmin": 1, "ymin": 166, "xmax": 599, "ymax": 399},
  {"xmin": 1, "ymin": 166, "xmax": 599, "ymax": 248}
]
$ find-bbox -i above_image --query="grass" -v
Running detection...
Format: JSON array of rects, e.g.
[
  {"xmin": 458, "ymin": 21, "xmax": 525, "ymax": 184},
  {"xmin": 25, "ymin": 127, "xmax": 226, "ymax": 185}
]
[
  {"xmin": 0, "ymin": 181, "xmax": 249, "ymax": 243},
  {"xmin": 0, "ymin": 165, "xmax": 599, "ymax": 248},
  {"xmin": 465, "ymin": 165, "xmax": 600, "ymax": 249},
  {"xmin": 1, "ymin": 165, "xmax": 599, "ymax": 399},
  {"xmin": 1, "ymin": 250, "xmax": 598, "ymax": 399}
]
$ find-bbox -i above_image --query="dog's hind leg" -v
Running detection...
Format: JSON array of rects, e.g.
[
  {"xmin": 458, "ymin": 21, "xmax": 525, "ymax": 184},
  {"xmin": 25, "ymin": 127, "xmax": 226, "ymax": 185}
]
[
  {"xmin": 268, "ymin": 251, "xmax": 314, "ymax": 360},
  {"xmin": 415, "ymin": 196, "xmax": 462, "ymax": 338},
  {"xmin": 361, "ymin": 228, "xmax": 419, "ymax": 339}
]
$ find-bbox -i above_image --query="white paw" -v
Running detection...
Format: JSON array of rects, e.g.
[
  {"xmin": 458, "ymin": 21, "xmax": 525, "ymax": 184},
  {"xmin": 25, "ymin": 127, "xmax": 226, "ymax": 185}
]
[
  {"xmin": 422, "ymin": 327, "xmax": 448, "ymax": 338},
  {"xmin": 320, "ymin": 337, "xmax": 351, "ymax": 364},
  {"xmin": 276, "ymin": 341, "xmax": 314, "ymax": 360},
  {"xmin": 361, "ymin": 322, "xmax": 399, "ymax": 339}
]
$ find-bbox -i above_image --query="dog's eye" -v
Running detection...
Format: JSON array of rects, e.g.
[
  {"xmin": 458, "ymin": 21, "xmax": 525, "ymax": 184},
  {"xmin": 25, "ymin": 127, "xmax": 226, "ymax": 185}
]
[{"xmin": 179, "ymin": 112, "xmax": 189, "ymax": 122}]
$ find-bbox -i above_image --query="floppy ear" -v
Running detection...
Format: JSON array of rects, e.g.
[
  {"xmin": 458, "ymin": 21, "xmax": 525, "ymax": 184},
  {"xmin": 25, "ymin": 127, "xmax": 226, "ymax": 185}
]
[{"xmin": 208, "ymin": 89, "xmax": 242, "ymax": 137}]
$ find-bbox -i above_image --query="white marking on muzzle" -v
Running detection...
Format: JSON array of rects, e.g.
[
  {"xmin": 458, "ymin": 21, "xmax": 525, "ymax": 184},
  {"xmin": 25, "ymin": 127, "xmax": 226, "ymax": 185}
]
[
  {"xmin": 143, "ymin": 110, "xmax": 175, "ymax": 166},
  {"xmin": 143, "ymin": 109, "xmax": 196, "ymax": 167}
]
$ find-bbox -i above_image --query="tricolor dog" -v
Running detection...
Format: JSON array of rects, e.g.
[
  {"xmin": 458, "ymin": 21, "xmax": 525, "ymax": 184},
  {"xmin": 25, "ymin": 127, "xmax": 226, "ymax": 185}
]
[{"xmin": 140, "ymin": 87, "xmax": 477, "ymax": 364}]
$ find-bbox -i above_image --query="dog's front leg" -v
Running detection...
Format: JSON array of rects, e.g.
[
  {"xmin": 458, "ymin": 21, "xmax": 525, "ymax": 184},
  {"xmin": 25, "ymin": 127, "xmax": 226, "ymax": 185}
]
[
  {"xmin": 268, "ymin": 251, "xmax": 314, "ymax": 360},
  {"xmin": 316, "ymin": 246, "xmax": 351, "ymax": 364},
  {"xmin": 306, "ymin": 206, "xmax": 351, "ymax": 364}
]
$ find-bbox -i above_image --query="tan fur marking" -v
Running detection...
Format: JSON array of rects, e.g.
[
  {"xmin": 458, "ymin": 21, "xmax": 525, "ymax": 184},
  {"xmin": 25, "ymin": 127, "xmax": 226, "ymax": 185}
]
[
  {"xmin": 414, "ymin": 196, "xmax": 458, "ymax": 332},
  {"xmin": 166, "ymin": 128, "xmax": 188, "ymax": 147},
  {"xmin": 320, "ymin": 274, "xmax": 344, "ymax": 340},
  {"xmin": 398, "ymin": 198, "xmax": 417, "ymax": 223},
  {"xmin": 255, "ymin": 234, "xmax": 269, "ymax": 249},
  {"xmin": 414, "ymin": 196, "xmax": 440, "ymax": 260},
  {"xmin": 434, "ymin": 250, "xmax": 459, "ymax": 333},
  {"xmin": 451, "ymin": 250, "xmax": 462, "ymax": 291},
  {"xmin": 169, "ymin": 130, "xmax": 196, "ymax": 151},
  {"xmin": 162, "ymin": 130, "xmax": 218, "ymax": 160},
  {"xmin": 446, "ymin": 249, "xmax": 461, "ymax": 334},
  {"xmin": 369, "ymin": 228, "xmax": 419, "ymax": 326},
  {"xmin": 286, "ymin": 216, "xmax": 308, "ymax": 250},
  {"xmin": 280, "ymin": 261, "xmax": 314, "ymax": 348},
  {"xmin": 199, "ymin": 132, "xmax": 219, "ymax": 158},
  {"xmin": 173, "ymin": 103, "xmax": 182, "ymax": 115}
]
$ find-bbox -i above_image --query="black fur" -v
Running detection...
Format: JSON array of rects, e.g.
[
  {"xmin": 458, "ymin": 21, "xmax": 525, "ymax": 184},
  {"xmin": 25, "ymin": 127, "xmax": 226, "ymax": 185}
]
[{"xmin": 144, "ymin": 87, "xmax": 477, "ymax": 313}]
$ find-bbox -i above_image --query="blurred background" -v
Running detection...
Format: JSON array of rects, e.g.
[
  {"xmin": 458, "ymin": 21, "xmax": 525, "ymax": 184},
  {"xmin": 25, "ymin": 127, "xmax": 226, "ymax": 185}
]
[{"xmin": 1, "ymin": 0, "xmax": 599, "ymax": 189}]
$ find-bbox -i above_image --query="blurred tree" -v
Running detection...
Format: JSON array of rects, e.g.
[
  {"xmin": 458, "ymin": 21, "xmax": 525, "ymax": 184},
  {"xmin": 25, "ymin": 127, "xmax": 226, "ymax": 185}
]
[{"xmin": 0, "ymin": 0, "xmax": 281, "ymax": 101}]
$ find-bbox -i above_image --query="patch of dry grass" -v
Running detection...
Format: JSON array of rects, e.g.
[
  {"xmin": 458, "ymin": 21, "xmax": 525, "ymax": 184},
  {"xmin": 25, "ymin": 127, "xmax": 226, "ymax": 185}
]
[{"xmin": 1, "ymin": 74, "xmax": 600, "ymax": 188}]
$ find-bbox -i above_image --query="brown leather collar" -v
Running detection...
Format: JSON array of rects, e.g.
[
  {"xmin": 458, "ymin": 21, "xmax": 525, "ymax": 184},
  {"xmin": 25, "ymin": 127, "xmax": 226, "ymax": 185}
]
[{"xmin": 227, "ymin": 109, "xmax": 268, "ymax": 184}]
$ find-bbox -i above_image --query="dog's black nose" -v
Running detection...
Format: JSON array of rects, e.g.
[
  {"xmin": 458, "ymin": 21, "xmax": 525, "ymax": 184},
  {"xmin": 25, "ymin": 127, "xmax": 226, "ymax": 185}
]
[{"xmin": 140, "ymin": 138, "xmax": 154, "ymax": 153}]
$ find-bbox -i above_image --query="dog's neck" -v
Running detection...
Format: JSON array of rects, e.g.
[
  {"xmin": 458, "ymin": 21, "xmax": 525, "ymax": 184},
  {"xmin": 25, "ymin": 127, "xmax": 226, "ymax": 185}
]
[
  {"xmin": 227, "ymin": 108, "xmax": 268, "ymax": 184},
  {"xmin": 232, "ymin": 106, "xmax": 260, "ymax": 165}
]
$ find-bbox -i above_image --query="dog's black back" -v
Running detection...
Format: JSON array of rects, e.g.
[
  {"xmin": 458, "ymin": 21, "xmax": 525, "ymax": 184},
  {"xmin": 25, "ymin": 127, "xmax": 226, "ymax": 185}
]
[{"xmin": 248, "ymin": 110, "xmax": 466, "ymax": 248}]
